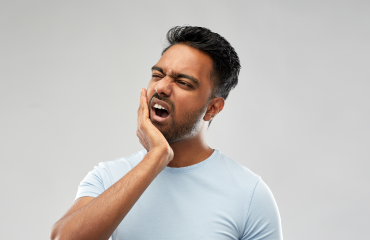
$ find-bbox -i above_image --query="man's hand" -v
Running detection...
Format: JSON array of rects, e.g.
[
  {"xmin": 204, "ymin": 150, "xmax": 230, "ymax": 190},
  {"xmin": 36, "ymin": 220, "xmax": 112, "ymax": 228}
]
[
  {"xmin": 50, "ymin": 89, "xmax": 174, "ymax": 240},
  {"xmin": 136, "ymin": 88, "xmax": 174, "ymax": 162}
]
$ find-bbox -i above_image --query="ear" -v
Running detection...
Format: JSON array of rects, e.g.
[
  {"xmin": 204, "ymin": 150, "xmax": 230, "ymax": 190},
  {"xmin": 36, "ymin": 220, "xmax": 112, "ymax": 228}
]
[{"xmin": 203, "ymin": 97, "xmax": 225, "ymax": 122}]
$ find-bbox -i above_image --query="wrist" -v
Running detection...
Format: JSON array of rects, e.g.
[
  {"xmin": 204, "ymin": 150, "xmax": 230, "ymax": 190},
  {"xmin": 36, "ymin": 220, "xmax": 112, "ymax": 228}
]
[{"xmin": 150, "ymin": 146, "xmax": 173, "ymax": 164}]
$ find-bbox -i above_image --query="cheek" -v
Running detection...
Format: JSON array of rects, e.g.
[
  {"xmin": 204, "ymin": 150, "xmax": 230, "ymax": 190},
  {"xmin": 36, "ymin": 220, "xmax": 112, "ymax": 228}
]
[{"xmin": 176, "ymin": 99, "xmax": 201, "ymax": 117}]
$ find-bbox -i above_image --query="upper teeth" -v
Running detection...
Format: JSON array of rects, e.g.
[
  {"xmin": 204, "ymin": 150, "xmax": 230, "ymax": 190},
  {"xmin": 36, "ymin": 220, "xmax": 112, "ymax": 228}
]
[{"xmin": 154, "ymin": 103, "xmax": 166, "ymax": 110}]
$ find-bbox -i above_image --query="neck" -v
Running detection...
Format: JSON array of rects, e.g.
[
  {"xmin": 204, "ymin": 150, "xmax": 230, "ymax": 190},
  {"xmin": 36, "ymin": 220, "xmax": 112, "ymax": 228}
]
[{"xmin": 166, "ymin": 125, "xmax": 213, "ymax": 168}]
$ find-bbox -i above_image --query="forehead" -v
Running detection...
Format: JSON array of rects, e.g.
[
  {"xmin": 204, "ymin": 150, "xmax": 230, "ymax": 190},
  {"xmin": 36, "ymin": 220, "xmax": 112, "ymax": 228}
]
[{"xmin": 155, "ymin": 44, "xmax": 213, "ymax": 85}]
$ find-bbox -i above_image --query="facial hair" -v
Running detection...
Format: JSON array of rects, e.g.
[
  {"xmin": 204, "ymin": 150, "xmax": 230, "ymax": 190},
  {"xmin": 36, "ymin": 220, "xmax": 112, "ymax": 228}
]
[{"xmin": 149, "ymin": 93, "xmax": 208, "ymax": 144}]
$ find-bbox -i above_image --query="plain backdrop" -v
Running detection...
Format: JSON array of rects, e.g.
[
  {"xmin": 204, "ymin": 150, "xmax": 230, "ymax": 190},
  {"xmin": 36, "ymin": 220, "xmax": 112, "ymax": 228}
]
[{"xmin": 1, "ymin": 0, "xmax": 369, "ymax": 239}]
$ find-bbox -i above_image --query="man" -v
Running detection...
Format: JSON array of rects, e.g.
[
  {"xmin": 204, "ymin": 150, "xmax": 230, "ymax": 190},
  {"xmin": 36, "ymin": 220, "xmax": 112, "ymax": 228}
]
[{"xmin": 50, "ymin": 26, "xmax": 283, "ymax": 240}]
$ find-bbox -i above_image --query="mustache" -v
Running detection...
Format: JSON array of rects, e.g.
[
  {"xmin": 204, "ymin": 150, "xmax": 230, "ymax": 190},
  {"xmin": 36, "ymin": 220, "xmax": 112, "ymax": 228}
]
[{"xmin": 149, "ymin": 92, "xmax": 175, "ymax": 111}]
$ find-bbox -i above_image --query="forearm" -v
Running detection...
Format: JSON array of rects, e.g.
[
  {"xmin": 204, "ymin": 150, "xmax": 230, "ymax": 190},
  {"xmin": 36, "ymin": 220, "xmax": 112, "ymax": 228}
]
[{"xmin": 51, "ymin": 148, "xmax": 171, "ymax": 240}]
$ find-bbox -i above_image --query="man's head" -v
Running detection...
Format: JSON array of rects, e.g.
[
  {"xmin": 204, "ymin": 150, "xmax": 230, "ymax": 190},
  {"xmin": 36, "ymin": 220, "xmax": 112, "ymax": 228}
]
[{"xmin": 147, "ymin": 26, "xmax": 240, "ymax": 143}]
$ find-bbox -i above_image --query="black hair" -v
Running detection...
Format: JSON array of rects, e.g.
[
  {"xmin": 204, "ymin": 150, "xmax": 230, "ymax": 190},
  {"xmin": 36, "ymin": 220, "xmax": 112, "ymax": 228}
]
[{"xmin": 162, "ymin": 26, "xmax": 241, "ymax": 101}]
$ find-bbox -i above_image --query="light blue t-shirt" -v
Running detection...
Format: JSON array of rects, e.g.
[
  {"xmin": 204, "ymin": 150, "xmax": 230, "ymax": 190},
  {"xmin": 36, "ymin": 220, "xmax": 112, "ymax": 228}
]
[{"xmin": 75, "ymin": 149, "xmax": 283, "ymax": 240}]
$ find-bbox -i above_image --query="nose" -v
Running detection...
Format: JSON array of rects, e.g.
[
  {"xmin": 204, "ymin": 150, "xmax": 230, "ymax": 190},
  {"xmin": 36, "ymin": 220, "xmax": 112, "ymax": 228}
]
[{"xmin": 155, "ymin": 75, "xmax": 173, "ymax": 97}]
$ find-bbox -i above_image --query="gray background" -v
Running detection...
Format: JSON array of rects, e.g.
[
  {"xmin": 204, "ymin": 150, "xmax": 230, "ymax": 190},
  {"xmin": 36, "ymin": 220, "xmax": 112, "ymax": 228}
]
[{"xmin": 1, "ymin": 0, "xmax": 369, "ymax": 239}]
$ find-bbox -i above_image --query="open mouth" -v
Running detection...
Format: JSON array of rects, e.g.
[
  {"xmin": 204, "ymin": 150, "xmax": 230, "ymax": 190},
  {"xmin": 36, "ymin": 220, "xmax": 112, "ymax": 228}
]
[
  {"xmin": 151, "ymin": 101, "xmax": 171, "ymax": 122},
  {"xmin": 154, "ymin": 108, "xmax": 169, "ymax": 118}
]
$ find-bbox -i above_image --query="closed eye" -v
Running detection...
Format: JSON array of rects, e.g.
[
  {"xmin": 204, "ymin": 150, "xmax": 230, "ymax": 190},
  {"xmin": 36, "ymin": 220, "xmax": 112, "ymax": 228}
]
[
  {"xmin": 178, "ymin": 81, "xmax": 193, "ymax": 88},
  {"xmin": 152, "ymin": 75, "xmax": 193, "ymax": 88}
]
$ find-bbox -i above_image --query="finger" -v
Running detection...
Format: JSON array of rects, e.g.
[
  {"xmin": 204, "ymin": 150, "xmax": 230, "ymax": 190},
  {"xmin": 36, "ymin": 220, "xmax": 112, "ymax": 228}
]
[
  {"xmin": 139, "ymin": 88, "xmax": 146, "ymax": 113},
  {"xmin": 141, "ymin": 88, "xmax": 149, "ymax": 119},
  {"xmin": 138, "ymin": 89, "xmax": 144, "ymax": 126},
  {"xmin": 141, "ymin": 88, "xmax": 147, "ymax": 108}
]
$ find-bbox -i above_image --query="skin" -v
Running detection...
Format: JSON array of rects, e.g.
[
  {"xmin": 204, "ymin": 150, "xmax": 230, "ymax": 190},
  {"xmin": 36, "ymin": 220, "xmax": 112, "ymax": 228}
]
[
  {"xmin": 147, "ymin": 43, "xmax": 225, "ymax": 167},
  {"xmin": 50, "ymin": 43, "xmax": 225, "ymax": 240}
]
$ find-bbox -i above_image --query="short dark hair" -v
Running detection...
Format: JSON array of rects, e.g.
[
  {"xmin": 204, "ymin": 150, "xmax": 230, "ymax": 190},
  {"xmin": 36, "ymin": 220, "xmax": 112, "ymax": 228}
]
[{"xmin": 162, "ymin": 26, "xmax": 241, "ymax": 101}]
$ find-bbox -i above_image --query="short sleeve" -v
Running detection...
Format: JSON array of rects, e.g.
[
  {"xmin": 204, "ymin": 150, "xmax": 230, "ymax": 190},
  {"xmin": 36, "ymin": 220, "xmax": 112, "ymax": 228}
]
[
  {"xmin": 74, "ymin": 163, "xmax": 111, "ymax": 202},
  {"xmin": 241, "ymin": 179, "xmax": 283, "ymax": 240}
]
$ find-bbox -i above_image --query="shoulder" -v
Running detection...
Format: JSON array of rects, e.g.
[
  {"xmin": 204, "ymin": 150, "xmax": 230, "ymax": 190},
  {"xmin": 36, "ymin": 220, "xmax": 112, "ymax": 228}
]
[
  {"xmin": 213, "ymin": 151, "xmax": 282, "ymax": 238},
  {"xmin": 214, "ymin": 149, "xmax": 261, "ymax": 188},
  {"xmin": 241, "ymin": 178, "xmax": 283, "ymax": 239},
  {"xmin": 95, "ymin": 149, "xmax": 147, "ymax": 180},
  {"xmin": 216, "ymin": 152, "xmax": 278, "ymax": 214},
  {"xmin": 74, "ymin": 149, "xmax": 148, "ymax": 202}
]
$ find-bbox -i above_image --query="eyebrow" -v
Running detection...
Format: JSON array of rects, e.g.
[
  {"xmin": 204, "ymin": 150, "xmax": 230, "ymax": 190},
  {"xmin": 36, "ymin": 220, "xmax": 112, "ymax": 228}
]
[{"xmin": 151, "ymin": 66, "xmax": 200, "ymax": 87}]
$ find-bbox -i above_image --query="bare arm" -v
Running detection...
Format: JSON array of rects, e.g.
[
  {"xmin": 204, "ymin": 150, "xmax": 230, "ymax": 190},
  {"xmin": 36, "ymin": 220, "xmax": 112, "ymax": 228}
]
[{"xmin": 50, "ymin": 89, "xmax": 173, "ymax": 240}]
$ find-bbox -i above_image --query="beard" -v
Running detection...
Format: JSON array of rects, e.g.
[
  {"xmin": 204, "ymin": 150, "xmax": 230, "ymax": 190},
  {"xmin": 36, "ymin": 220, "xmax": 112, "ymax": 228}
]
[{"xmin": 149, "ymin": 93, "xmax": 208, "ymax": 144}]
